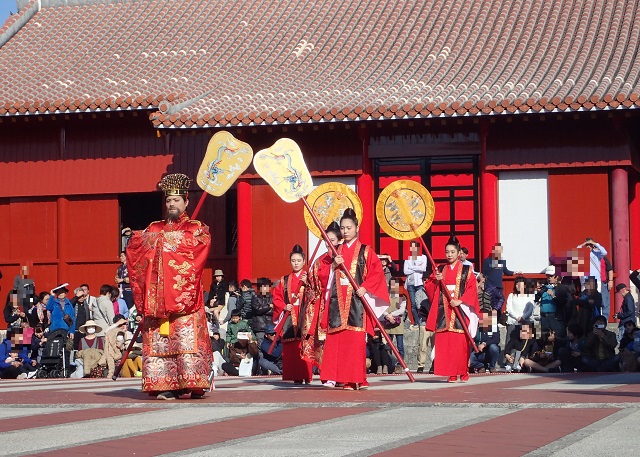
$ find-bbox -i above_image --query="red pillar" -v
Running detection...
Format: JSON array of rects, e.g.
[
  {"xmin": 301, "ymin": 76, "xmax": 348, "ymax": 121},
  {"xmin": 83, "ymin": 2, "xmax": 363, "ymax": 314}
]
[
  {"xmin": 56, "ymin": 196, "xmax": 69, "ymax": 283},
  {"xmin": 630, "ymin": 175, "xmax": 640, "ymax": 270},
  {"xmin": 612, "ymin": 167, "xmax": 630, "ymax": 314},
  {"xmin": 237, "ymin": 179, "xmax": 252, "ymax": 282},
  {"xmin": 357, "ymin": 128, "xmax": 374, "ymax": 246},
  {"xmin": 480, "ymin": 123, "xmax": 498, "ymax": 258}
]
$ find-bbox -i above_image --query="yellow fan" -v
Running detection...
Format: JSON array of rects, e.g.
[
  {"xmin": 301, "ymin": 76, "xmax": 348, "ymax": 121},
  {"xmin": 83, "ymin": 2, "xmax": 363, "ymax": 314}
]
[
  {"xmin": 196, "ymin": 131, "xmax": 253, "ymax": 197},
  {"xmin": 252, "ymin": 138, "xmax": 313, "ymax": 203},
  {"xmin": 303, "ymin": 182, "xmax": 362, "ymax": 238},
  {"xmin": 375, "ymin": 180, "xmax": 435, "ymax": 240}
]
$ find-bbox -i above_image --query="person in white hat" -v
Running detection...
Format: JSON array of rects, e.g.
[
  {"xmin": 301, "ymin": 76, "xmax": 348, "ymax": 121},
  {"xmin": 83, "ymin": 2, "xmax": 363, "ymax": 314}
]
[
  {"xmin": 536, "ymin": 265, "xmax": 565, "ymax": 337},
  {"xmin": 208, "ymin": 269, "xmax": 228, "ymax": 320}
]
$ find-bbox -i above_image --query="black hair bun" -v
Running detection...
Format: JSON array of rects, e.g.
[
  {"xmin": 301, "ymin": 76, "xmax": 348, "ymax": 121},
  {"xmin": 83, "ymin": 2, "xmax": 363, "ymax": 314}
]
[
  {"xmin": 446, "ymin": 234, "xmax": 460, "ymax": 248},
  {"xmin": 340, "ymin": 207, "xmax": 359, "ymax": 225},
  {"xmin": 291, "ymin": 244, "xmax": 304, "ymax": 254},
  {"xmin": 342, "ymin": 208, "xmax": 356, "ymax": 218},
  {"xmin": 326, "ymin": 221, "xmax": 340, "ymax": 232}
]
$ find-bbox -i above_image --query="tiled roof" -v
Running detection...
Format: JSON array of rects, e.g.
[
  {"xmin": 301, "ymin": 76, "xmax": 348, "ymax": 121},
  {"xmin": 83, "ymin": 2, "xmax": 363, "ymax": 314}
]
[{"xmin": 1, "ymin": 0, "xmax": 640, "ymax": 129}]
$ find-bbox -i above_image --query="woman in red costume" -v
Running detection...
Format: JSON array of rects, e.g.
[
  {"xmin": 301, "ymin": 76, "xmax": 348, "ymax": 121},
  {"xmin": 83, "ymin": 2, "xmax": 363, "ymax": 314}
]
[
  {"xmin": 425, "ymin": 235, "xmax": 480, "ymax": 382},
  {"xmin": 322, "ymin": 208, "xmax": 390, "ymax": 391},
  {"xmin": 272, "ymin": 244, "xmax": 313, "ymax": 384},
  {"xmin": 301, "ymin": 222, "xmax": 342, "ymax": 387}
]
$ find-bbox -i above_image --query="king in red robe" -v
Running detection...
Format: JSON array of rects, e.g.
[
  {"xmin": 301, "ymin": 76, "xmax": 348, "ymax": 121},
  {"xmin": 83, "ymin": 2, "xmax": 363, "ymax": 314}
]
[
  {"xmin": 425, "ymin": 259, "xmax": 479, "ymax": 381},
  {"xmin": 126, "ymin": 174, "xmax": 213, "ymax": 399}
]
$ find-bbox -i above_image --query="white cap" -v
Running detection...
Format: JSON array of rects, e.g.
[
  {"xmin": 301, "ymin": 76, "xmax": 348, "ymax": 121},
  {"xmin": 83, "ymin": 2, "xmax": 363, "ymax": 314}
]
[{"xmin": 544, "ymin": 265, "xmax": 556, "ymax": 276}]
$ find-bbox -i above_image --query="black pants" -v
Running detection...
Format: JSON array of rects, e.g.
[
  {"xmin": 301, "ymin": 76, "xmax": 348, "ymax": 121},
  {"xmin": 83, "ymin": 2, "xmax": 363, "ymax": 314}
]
[
  {"xmin": 1, "ymin": 364, "xmax": 37, "ymax": 379},
  {"xmin": 369, "ymin": 342, "xmax": 392, "ymax": 372},
  {"xmin": 541, "ymin": 314, "xmax": 567, "ymax": 338}
]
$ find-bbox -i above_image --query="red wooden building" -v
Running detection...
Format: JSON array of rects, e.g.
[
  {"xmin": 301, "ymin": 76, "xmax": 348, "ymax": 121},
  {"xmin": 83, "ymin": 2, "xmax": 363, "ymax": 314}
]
[{"xmin": 1, "ymin": 0, "xmax": 639, "ymax": 318}]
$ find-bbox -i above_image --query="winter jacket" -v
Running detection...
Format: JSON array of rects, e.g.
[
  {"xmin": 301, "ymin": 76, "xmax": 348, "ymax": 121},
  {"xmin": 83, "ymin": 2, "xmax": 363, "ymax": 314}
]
[
  {"xmin": 225, "ymin": 319, "xmax": 255, "ymax": 345},
  {"xmin": 238, "ymin": 289, "xmax": 257, "ymax": 320},
  {"xmin": 251, "ymin": 293, "xmax": 274, "ymax": 333}
]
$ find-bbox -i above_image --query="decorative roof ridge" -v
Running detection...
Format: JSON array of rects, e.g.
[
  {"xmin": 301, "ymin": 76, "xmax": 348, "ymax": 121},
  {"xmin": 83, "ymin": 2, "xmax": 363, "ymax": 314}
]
[
  {"xmin": 158, "ymin": 87, "xmax": 218, "ymax": 116},
  {"xmin": 0, "ymin": 0, "xmax": 40, "ymax": 49}
]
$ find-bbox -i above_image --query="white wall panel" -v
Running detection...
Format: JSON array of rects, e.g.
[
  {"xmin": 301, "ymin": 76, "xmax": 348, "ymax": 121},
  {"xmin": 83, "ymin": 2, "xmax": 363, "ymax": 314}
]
[{"xmin": 498, "ymin": 171, "xmax": 549, "ymax": 273}]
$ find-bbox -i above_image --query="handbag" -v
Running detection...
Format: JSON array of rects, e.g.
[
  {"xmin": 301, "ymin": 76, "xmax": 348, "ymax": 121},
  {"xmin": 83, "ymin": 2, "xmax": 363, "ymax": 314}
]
[
  {"xmin": 380, "ymin": 315, "xmax": 402, "ymax": 329},
  {"xmin": 89, "ymin": 364, "xmax": 107, "ymax": 378}
]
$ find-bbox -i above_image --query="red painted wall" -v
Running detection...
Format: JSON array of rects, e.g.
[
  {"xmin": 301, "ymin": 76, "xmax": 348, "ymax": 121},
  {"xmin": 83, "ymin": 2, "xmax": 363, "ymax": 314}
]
[
  {"xmin": 548, "ymin": 171, "xmax": 611, "ymax": 260},
  {"xmin": 250, "ymin": 182, "xmax": 308, "ymax": 282}
]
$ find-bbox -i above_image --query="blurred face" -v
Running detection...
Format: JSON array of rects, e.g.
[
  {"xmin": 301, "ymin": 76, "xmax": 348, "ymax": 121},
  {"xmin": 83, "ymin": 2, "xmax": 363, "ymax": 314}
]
[
  {"xmin": 410, "ymin": 242, "xmax": 419, "ymax": 255},
  {"xmin": 459, "ymin": 251, "xmax": 468, "ymax": 262},
  {"xmin": 231, "ymin": 316, "xmax": 240, "ymax": 324},
  {"xmin": 57, "ymin": 292, "xmax": 67, "ymax": 300},
  {"xmin": 492, "ymin": 245, "xmax": 502, "ymax": 259},
  {"xmin": 547, "ymin": 275, "xmax": 558, "ymax": 285},
  {"xmin": 21, "ymin": 265, "xmax": 29, "ymax": 277},
  {"xmin": 10, "ymin": 333, "xmax": 23, "ymax": 345},
  {"xmin": 290, "ymin": 253, "xmax": 304, "ymax": 273},
  {"xmin": 265, "ymin": 332, "xmax": 275, "ymax": 340},
  {"xmin": 165, "ymin": 195, "xmax": 188, "ymax": 221},
  {"xmin": 445, "ymin": 245, "xmax": 459, "ymax": 264},
  {"xmin": 520, "ymin": 325, "xmax": 533, "ymax": 339},
  {"xmin": 389, "ymin": 280, "xmax": 399, "ymax": 297},
  {"xmin": 215, "ymin": 275, "xmax": 223, "ymax": 282},
  {"xmin": 229, "ymin": 284, "xmax": 237, "ymax": 292},
  {"xmin": 81, "ymin": 286, "xmax": 89, "ymax": 296},
  {"xmin": 624, "ymin": 322, "xmax": 635, "ymax": 334},
  {"xmin": 340, "ymin": 218, "xmax": 358, "ymax": 242},
  {"xmin": 120, "ymin": 253, "xmax": 126, "ymax": 263},
  {"xmin": 212, "ymin": 333, "xmax": 220, "ymax": 340},
  {"xmin": 515, "ymin": 280, "xmax": 525, "ymax": 294},
  {"xmin": 260, "ymin": 284, "xmax": 271, "ymax": 295},
  {"xmin": 10, "ymin": 294, "xmax": 19, "ymax": 308},
  {"xmin": 41, "ymin": 293, "xmax": 50, "ymax": 304}
]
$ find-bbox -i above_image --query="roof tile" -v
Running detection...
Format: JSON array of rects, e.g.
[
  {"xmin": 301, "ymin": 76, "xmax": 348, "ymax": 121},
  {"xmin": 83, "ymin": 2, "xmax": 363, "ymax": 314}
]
[{"xmin": 0, "ymin": 0, "xmax": 639, "ymax": 128}]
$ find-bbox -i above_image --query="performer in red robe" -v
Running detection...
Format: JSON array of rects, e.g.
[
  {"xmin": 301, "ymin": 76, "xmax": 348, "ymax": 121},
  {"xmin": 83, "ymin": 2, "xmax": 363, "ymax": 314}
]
[
  {"xmin": 126, "ymin": 173, "xmax": 213, "ymax": 400},
  {"xmin": 301, "ymin": 222, "xmax": 342, "ymax": 380},
  {"xmin": 425, "ymin": 235, "xmax": 480, "ymax": 382},
  {"xmin": 272, "ymin": 244, "xmax": 313, "ymax": 384},
  {"xmin": 321, "ymin": 208, "xmax": 390, "ymax": 390}
]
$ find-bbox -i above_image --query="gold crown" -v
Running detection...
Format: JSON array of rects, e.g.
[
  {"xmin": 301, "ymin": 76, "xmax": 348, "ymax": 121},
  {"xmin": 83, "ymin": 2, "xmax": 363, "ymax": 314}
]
[{"xmin": 158, "ymin": 173, "xmax": 192, "ymax": 196}]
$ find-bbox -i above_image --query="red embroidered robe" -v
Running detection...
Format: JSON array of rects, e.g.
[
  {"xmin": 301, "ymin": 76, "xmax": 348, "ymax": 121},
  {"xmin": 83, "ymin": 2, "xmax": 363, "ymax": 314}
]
[{"xmin": 126, "ymin": 212, "xmax": 213, "ymax": 393}]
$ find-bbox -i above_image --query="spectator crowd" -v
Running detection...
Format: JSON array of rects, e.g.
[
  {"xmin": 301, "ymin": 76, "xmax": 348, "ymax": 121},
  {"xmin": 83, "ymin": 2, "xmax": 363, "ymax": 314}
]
[{"xmin": 2, "ymin": 236, "xmax": 640, "ymax": 381}]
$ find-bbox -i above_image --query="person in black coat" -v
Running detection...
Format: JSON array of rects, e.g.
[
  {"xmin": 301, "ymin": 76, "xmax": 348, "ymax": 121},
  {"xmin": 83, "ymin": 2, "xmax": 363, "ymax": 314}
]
[{"xmin": 251, "ymin": 277, "xmax": 274, "ymax": 346}]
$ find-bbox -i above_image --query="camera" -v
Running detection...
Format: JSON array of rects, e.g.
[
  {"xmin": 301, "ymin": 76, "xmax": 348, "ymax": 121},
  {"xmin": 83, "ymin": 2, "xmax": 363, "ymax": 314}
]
[{"xmin": 594, "ymin": 324, "xmax": 605, "ymax": 329}]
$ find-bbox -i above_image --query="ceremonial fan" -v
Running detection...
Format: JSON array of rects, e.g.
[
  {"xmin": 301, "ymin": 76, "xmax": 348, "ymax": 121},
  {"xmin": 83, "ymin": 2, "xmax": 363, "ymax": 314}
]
[
  {"xmin": 376, "ymin": 180, "xmax": 479, "ymax": 353},
  {"xmin": 253, "ymin": 139, "xmax": 415, "ymax": 382},
  {"xmin": 113, "ymin": 132, "xmax": 252, "ymax": 381}
]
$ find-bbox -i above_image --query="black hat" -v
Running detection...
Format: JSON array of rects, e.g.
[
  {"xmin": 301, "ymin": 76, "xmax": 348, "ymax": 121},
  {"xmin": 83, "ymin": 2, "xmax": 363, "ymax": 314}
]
[
  {"xmin": 616, "ymin": 283, "xmax": 628, "ymax": 293},
  {"xmin": 257, "ymin": 277, "xmax": 272, "ymax": 287},
  {"xmin": 230, "ymin": 309, "xmax": 242, "ymax": 317}
]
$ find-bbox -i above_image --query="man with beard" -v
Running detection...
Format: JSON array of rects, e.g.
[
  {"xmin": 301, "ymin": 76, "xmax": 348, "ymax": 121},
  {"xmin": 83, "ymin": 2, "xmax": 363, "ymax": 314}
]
[{"xmin": 126, "ymin": 173, "xmax": 213, "ymax": 400}]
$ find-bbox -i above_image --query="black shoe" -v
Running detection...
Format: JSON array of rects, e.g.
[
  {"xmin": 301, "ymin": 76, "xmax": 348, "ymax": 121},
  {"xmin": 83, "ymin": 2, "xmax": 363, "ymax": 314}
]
[
  {"xmin": 416, "ymin": 367, "xmax": 424, "ymax": 373},
  {"xmin": 428, "ymin": 366, "xmax": 434, "ymax": 374}
]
